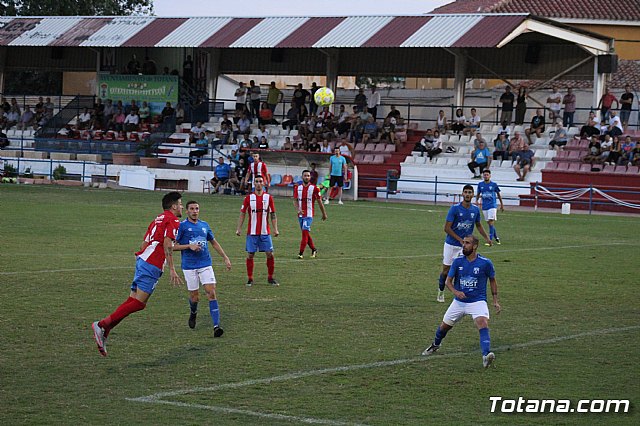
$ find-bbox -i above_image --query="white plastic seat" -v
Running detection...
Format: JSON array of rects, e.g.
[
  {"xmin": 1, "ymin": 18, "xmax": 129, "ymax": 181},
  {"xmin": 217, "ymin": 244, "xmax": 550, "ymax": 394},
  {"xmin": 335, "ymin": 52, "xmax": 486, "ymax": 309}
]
[
  {"xmin": 414, "ymin": 156, "xmax": 426, "ymax": 165},
  {"xmin": 403, "ymin": 155, "xmax": 415, "ymax": 164}
]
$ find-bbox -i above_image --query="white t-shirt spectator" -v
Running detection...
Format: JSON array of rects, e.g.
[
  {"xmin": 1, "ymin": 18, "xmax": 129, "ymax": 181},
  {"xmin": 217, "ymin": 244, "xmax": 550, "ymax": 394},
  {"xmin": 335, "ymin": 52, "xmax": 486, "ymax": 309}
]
[
  {"xmin": 367, "ymin": 91, "xmax": 381, "ymax": 109},
  {"xmin": 548, "ymin": 92, "xmax": 562, "ymax": 112},
  {"xmin": 124, "ymin": 113, "xmax": 139, "ymax": 125},
  {"xmin": 610, "ymin": 115, "xmax": 623, "ymax": 133},
  {"xmin": 79, "ymin": 112, "xmax": 91, "ymax": 124}
]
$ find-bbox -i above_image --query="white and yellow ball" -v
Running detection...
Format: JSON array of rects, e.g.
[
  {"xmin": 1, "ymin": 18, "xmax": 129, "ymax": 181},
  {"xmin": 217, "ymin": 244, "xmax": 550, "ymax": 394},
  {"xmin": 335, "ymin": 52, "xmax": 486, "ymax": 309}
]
[{"xmin": 314, "ymin": 87, "xmax": 335, "ymax": 107}]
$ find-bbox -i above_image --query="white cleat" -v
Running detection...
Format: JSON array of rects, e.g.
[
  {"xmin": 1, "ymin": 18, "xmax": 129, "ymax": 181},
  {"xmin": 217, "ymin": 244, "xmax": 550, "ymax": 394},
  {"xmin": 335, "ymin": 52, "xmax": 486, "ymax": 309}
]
[
  {"xmin": 338, "ymin": 200, "xmax": 344, "ymax": 205},
  {"xmin": 483, "ymin": 352, "xmax": 495, "ymax": 368},
  {"xmin": 324, "ymin": 199, "xmax": 329, "ymax": 205},
  {"xmin": 421, "ymin": 343, "xmax": 440, "ymax": 356},
  {"xmin": 437, "ymin": 290, "xmax": 445, "ymax": 303}
]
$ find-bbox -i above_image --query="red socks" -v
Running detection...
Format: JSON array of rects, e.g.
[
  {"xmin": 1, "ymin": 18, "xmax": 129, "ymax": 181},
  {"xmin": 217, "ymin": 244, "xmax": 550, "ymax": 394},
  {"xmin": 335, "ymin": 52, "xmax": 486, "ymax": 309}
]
[
  {"xmin": 306, "ymin": 232, "xmax": 315, "ymax": 251},
  {"xmin": 99, "ymin": 297, "xmax": 146, "ymax": 336},
  {"xmin": 266, "ymin": 257, "xmax": 275, "ymax": 280},
  {"xmin": 246, "ymin": 258, "xmax": 254, "ymax": 280},
  {"xmin": 300, "ymin": 231, "xmax": 316, "ymax": 254}
]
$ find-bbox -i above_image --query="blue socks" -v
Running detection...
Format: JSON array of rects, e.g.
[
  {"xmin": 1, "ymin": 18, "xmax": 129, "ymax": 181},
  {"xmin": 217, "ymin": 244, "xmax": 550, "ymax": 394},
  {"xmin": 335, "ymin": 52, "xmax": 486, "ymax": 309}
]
[
  {"xmin": 189, "ymin": 299, "xmax": 198, "ymax": 315},
  {"xmin": 434, "ymin": 326, "xmax": 449, "ymax": 346},
  {"xmin": 209, "ymin": 299, "xmax": 220, "ymax": 327},
  {"xmin": 438, "ymin": 273, "xmax": 446, "ymax": 291},
  {"xmin": 489, "ymin": 224, "xmax": 498, "ymax": 241},
  {"xmin": 479, "ymin": 327, "xmax": 491, "ymax": 356}
]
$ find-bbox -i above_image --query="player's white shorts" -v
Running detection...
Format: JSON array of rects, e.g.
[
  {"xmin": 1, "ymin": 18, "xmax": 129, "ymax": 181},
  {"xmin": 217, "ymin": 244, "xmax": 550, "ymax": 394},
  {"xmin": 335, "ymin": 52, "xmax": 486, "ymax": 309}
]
[
  {"xmin": 482, "ymin": 208, "xmax": 497, "ymax": 221},
  {"xmin": 183, "ymin": 266, "xmax": 216, "ymax": 291},
  {"xmin": 442, "ymin": 242, "xmax": 463, "ymax": 266},
  {"xmin": 443, "ymin": 299, "xmax": 490, "ymax": 326}
]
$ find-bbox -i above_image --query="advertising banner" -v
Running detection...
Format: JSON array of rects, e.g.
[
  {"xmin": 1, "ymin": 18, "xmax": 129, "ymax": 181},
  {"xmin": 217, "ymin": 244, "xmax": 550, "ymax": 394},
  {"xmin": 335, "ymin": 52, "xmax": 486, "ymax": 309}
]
[{"xmin": 97, "ymin": 74, "xmax": 179, "ymax": 114}]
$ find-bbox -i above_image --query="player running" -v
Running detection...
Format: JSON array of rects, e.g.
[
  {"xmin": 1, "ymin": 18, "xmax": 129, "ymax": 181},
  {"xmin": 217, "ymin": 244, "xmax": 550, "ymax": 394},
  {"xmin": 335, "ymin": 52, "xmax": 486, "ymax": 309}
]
[
  {"xmin": 294, "ymin": 169, "xmax": 328, "ymax": 259},
  {"xmin": 92, "ymin": 192, "xmax": 183, "ymax": 357},
  {"xmin": 437, "ymin": 184, "xmax": 491, "ymax": 303},
  {"xmin": 476, "ymin": 169, "xmax": 504, "ymax": 245},
  {"xmin": 173, "ymin": 200, "xmax": 231, "ymax": 337},
  {"xmin": 423, "ymin": 235, "xmax": 502, "ymax": 368},
  {"xmin": 236, "ymin": 175, "xmax": 279, "ymax": 287}
]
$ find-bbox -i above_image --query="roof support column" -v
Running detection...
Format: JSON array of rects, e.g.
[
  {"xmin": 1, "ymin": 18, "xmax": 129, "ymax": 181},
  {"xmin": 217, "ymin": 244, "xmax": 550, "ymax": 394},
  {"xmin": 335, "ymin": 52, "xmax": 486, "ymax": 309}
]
[
  {"xmin": 323, "ymin": 48, "xmax": 339, "ymax": 92},
  {"xmin": 208, "ymin": 48, "xmax": 221, "ymax": 106},
  {"xmin": 0, "ymin": 47, "xmax": 6, "ymax": 92},
  {"xmin": 453, "ymin": 50, "xmax": 467, "ymax": 108},
  {"xmin": 592, "ymin": 56, "xmax": 606, "ymax": 110}
]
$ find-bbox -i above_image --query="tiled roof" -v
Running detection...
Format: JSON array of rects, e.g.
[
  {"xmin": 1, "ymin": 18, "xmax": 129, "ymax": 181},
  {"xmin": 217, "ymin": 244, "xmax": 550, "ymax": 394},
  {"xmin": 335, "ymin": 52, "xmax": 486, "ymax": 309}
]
[
  {"xmin": 519, "ymin": 60, "xmax": 640, "ymax": 89},
  {"xmin": 431, "ymin": 0, "xmax": 640, "ymax": 21}
]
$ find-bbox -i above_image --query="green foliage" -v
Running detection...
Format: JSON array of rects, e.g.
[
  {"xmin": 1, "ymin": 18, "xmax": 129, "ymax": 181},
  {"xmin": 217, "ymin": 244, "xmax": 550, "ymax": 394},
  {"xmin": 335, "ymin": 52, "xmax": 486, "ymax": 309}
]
[
  {"xmin": 0, "ymin": 0, "xmax": 153, "ymax": 16},
  {"xmin": 52, "ymin": 164, "xmax": 66, "ymax": 180},
  {"xmin": 3, "ymin": 71, "xmax": 62, "ymax": 96},
  {"xmin": 356, "ymin": 76, "xmax": 406, "ymax": 89},
  {"xmin": 0, "ymin": 186, "xmax": 639, "ymax": 425},
  {"xmin": 2, "ymin": 162, "xmax": 16, "ymax": 177}
]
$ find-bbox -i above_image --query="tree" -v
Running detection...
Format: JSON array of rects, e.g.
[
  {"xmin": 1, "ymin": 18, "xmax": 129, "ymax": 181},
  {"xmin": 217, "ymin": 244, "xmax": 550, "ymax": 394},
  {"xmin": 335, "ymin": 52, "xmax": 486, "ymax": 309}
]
[{"xmin": 0, "ymin": 0, "xmax": 153, "ymax": 16}]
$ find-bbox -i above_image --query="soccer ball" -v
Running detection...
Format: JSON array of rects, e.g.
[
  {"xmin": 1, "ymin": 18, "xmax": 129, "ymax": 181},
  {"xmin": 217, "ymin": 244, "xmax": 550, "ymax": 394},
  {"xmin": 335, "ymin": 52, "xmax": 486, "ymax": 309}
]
[{"xmin": 314, "ymin": 87, "xmax": 335, "ymax": 107}]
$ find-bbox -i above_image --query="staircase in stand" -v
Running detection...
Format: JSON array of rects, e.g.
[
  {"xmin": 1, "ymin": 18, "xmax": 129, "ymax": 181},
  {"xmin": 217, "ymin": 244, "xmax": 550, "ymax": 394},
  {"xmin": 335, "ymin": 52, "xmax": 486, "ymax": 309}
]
[{"xmin": 357, "ymin": 131, "xmax": 423, "ymax": 199}]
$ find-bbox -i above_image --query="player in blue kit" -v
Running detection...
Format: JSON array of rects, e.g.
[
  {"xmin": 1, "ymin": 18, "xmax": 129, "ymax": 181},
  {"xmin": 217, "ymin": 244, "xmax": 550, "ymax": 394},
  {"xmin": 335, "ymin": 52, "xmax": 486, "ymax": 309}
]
[
  {"xmin": 476, "ymin": 170, "xmax": 504, "ymax": 245},
  {"xmin": 423, "ymin": 235, "xmax": 501, "ymax": 368},
  {"xmin": 437, "ymin": 185, "xmax": 491, "ymax": 303},
  {"xmin": 174, "ymin": 200, "xmax": 231, "ymax": 337}
]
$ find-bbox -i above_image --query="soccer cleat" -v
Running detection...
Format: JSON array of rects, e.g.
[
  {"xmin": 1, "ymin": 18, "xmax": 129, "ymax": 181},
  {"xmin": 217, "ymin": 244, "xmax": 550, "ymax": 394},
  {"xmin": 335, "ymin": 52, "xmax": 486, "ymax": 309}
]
[
  {"xmin": 437, "ymin": 290, "xmax": 445, "ymax": 303},
  {"xmin": 483, "ymin": 352, "xmax": 496, "ymax": 368},
  {"xmin": 421, "ymin": 343, "xmax": 440, "ymax": 356},
  {"xmin": 495, "ymin": 238, "xmax": 501, "ymax": 245},
  {"xmin": 324, "ymin": 199, "xmax": 330, "ymax": 205},
  {"xmin": 268, "ymin": 278, "xmax": 280, "ymax": 287},
  {"xmin": 213, "ymin": 326, "xmax": 224, "ymax": 338},
  {"xmin": 484, "ymin": 243, "xmax": 491, "ymax": 246},
  {"xmin": 297, "ymin": 254, "xmax": 304, "ymax": 259},
  {"xmin": 311, "ymin": 249, "xmax": 317, "ymax": 258},
  {"xmin": 246, "ymin": 279, "xmax": 253, "ymax": 287},
  {"xmin": 338, "ymin": 200, "xmax": 344, "ymax": 205},
  {"xmin": 92, "ymin": 321, "xmax": 107, "ymax": 357},
  {"xmin": 188, "ymin": 312, "xmax": 197, "ymax": 329}
]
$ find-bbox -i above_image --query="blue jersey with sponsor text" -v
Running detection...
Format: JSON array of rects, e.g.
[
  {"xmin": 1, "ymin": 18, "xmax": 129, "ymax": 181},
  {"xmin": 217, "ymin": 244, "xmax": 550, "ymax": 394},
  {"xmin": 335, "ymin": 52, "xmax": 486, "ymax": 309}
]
[
  {"xmin": 176, "ymin": 219, "xmax": 214, "ymax": 270},
  {"xmin": 445, "ymin": 203, "xmax": 481, "ymax": 247},
  {"xmin": 448, "ymin": 254, "xmax": 495, "ymax": 303},
  {"xmin": 477, "ymin": 181, "xmax": 500, "ymax": 210}
]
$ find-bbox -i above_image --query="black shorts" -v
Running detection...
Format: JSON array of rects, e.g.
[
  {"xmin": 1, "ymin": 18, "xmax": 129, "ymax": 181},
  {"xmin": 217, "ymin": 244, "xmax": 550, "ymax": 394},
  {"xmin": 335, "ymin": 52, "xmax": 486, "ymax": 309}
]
[
  {"xmin": 549, "ymin": 140, "xmax": 567, "ymax": 148},
  {"xmin": 330, "ymin": 175, "xmax": 344, "ymax": 188}
]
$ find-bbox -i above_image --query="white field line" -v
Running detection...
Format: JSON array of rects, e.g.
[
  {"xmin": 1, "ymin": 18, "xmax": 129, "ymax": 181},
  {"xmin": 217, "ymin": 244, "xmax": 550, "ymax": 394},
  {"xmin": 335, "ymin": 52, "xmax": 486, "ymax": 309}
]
[
  {"xmin": 0, "ymin": 241, "xmax": 630, "ymax": 276},
  {"xmin": 127, "ymin": 325, "xmax": 639, "ymax": 425}
]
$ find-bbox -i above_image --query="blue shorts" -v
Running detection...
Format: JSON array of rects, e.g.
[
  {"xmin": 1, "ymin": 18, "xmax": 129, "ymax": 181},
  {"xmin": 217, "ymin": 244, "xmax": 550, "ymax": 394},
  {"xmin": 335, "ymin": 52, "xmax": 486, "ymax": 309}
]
[
  {"xmin": 246, "ymin": 235, "xmax": 274, "ymax": 253},
  {"xmin": 298, "ymin": 217, "xmax": 313, "ymax": 231},
  {"xmin": 130, "ymin": 257, "xmax": 163, "ymax": 295}
]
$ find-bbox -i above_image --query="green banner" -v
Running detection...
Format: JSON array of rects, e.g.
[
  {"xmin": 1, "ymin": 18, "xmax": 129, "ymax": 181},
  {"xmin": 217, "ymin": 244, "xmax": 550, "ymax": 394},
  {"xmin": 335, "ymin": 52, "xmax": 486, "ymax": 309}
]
[{"xmin": 97, "ymin": 74, "xmax": 179, "ymax": 111}]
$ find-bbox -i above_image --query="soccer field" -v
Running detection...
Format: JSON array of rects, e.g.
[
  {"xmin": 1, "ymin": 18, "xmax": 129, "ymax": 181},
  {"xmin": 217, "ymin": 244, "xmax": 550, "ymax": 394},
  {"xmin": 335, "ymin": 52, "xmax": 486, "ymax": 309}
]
[{"xmin": 0, "ymin": 185, "xmax": 638, "ymax": 425}]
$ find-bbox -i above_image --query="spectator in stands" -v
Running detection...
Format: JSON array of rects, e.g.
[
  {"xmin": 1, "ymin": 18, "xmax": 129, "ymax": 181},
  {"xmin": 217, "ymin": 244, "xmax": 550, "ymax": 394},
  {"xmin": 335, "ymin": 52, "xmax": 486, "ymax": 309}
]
[
  {"xmin": 282, "ymin": 102, "xmax": 299, "ymax": 131},
  {"xmin": 367, "ymin": 86, "xmax": 380, "ymax": 119},
  {"xmin": 249, "ymin": 136, "xmax": 260, "ymax": 149},
  {"xmin": 607, "ymin": 110, "xmax": 623, "ymax": 138},
  {"xmin": 211, "ymin": 157, "xmax": 232, "ymax": 193},
  {"xmin": 350, "ymin": 117, "xmax": 364, "ymax": 144},
  {"xmin": 599, "ymin": 134, "xmax": 614, "ymax": 164},
  {"xmin": 182, "ymin": 55, "xmax": 193, "ymax": 85},
  {"xmin": 428, "ymin": 130, "xmax": 444, "ymax": 160},
  {"xmin": 298, "ymin": 114, "xmax": 312, "ymax": 141},
  {"xmin": 127, "ymin": 54, "xmax": 140, "ymax": 74},
  {"xmin": 248, "ymin": 80, "xmax": 261, "ymax": 119},
  {"xmin": 354, "ymin": 88, "xmax": 367, "ymax": 112},
  {"xmin": 414, "ymin": 129, "xmax": 434, "ymax": 157},
  {"xmin": 175, "ymin": 102, "xmax": 185, "ymax": 125},
  {"xmin": 562, "ymin": 87, "xmax": 576, "ymax": 129},
  {"xmin": 0, "ymin": 97, "xmax": 9, "ymax": 114},
  {"xmin": 620, "ymin": 136, "xmax": 635, "ymax": 165},
  {"xmin": 43, "ymin": 97, "xmax": 54, "ymax": 120},
  {"xmin": 320, "ymin": 139, "xmax": 331, "ymax": 153},
  {"xmin": 582, "ymin": 136, "xmax": 602, "ymax": 167},
  {"xmin": 493, "ymin": 133, "xmax": 510, "ymax": 162},
  {"xmin": 338, "ymin": 140, "xmax": 353, "ymax": 158},
  {"xmin": 124, "ymin": 110, "xmax": 140, "ymax": 132},
  {"xmin": 93, "ymin": 98, "xmax": 104, "ymax": 124},
  {"xmin": 239, "ymin": 134, "xmax": 251, "ymax": 150},
  {"xmin": 362, "ymin": 117, "xmax": 379, "ymax": 143},
  {"xmin": 387, "ymin": 105, "xmax": 401, "ymax": 121},
  {"xmin": 142, "ymin": 56, "xmax": 157, "ymax": 75},
  {"xmin": 189, "ymin": 122, "xmax": 206, "ymax": 143},
  {"xmin": 234, "ymin": 112, "xmax": 251, "ymax": 140},
  {"xmin": 547, "ymin": 86, "xmax": 562, "ymax": 125},
  {"xmin": 436, "ymin": 110, "xmax": 448, "ymax": 133},
  {"xmin": 138, "ymin": 101, "xmax": 150, "ymax": 123},
  {"xmin": 514, "ymin": 143, "xmax": 534, "ymax": 181},
  {"xmin": 259, "ymin": 102, "xmax": 278, "ymax": 125},
  {"xmin": 3, "ymin": 106, "xmax": 20, "ymax": 129},
  {"xmin": 126, "ymin": 100, "xmax": 139, "ymax": 115},
  {"xmin": 10, "ymin": 98, "xmax": 21, "ymax": 116},
  {"xmin": 17, "ymin": 106, "xmax": 35, "ymax": 130},
  {"xmin": 463, "ymin": 108, "xmax": 481, "ymax": 136},
  {"xmin": 499, "ymin": 86, "xmax": 515, "ymax": 125},
  {"xmin": 282, "ymin": 137, "xmax": 293, "ymax": 151},
  {"xmin": 509, "ymin": 131, "xmax": 526, "ymax": 160},
  {"xmin": 77, "ymin": 108, "xmax": 92, "ymax": 130},
  {"xmin": 548, "ymin": 123, "xmax": 568, "ymax": 152},
  {"xmin": 597, "ymin": 88, "xmax": 618, "ymax": 122},
  {"xmin": 496, "ymin": 120, "xmax": 510, "ymax": 139},
  {"xmin": 108, "ymin": 108, "xmax": 125, "ymax": 131},
  {"xmin": 335, "ymin": 104, "xmax": 351, "ymax": 136},
  {"xmin": 580, "ymin": 111, "xmax": 600, "ymax": 138},
  {"xmin": 515, "ymin": 86, "xmax": 527, "ymax": 125},
  {"xmin": 607, "ymin": 136, "xmax": 622, "ymax": 165},
  {"xmin": 308, "ymin": 137, "xmax": 321, "ymax": 152},
  {"xmin": 233, "ymin": 158, "xmax": 248, "ymax": 194},
  {"xmin": 309, "ymin": 82, "xmax": 319, "ymax": 116},
  {"xmin": 267, "ymin": 81, "xmax": 283, "ymax": 113},
  {"xmin": 102, "ymin": 99, "xmax": 114, "ymax": 128},
  {"xmin": 0, "ymin": 129, "xmax": 9, "ymax": 148},
  {"xmin": 309, "ymin": 162, "xmax": 319, "ymax": 185},
  {"xmin": 235, "ymin": 82, "xmax": 247, "ymax": 113},
  {"xmin": 187, "ymin": 133, "xmax": 209, "ymax": 167},
  {"xmin": 255, "ymin": 124, "xmax": 270, "ymax": 143},
  {"xmin": 380, "ymin": 118, "xmax": 396, "ymax": 145},
  {"xmin": 468, "ymin": 140, "xmax": 491, "ymax": 178},
  {"xmin": 258, "ymin": 136, "xmax": 269, "ymax": 150},
  {"xmin": 451, "ymin": 108, "xmax": 466, "ymax": 134},
  {"xmin": 216, "ymin": 122, "xmax": 231, "ymax": 146},
  {"xmin": 472, "ymin": 132, "xmax": 487, "ymax": 150},
  {"xmin": 525, "ymin": 109, "xmax": 545, "ymax": 144},
  {"xmin": 161, "ymin": 102, "xmax": 175, "ymax": 122},
  {"xmin": 293, "ymin": 83, "xmax": 310, "ymax": 112},
  {"xmin": 619, "ymin": 85, "xmax": 634, "ymax": 131},
  {"xmin": 631, "ymin": 144, "xmax": 640, "ymax": 166},
  {"xmin": 219, "ymin": 112, "xmax": 233, "ymax": 128}
]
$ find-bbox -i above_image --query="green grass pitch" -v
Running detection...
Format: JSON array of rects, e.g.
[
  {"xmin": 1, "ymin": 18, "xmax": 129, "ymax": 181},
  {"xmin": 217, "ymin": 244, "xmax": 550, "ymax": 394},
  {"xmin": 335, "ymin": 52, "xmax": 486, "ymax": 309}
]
[{"xmin": 0, "ymin": 185, "xmax": 638, "ymax": 425}]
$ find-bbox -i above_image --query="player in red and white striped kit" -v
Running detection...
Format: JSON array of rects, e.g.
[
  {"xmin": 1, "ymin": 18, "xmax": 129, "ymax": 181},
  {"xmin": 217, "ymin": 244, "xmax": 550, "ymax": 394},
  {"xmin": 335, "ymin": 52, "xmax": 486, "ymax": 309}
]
[
  {"xmin": 236, "ymin": 175, "xmax": 279, "ymax": 287},
  {"xmin": 244, "ymin": 152, "xmax": 270, "ymax": 190},
  {"xmin": 294, "ymin": 169, "xmax": 328, "ymax": 259}
]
